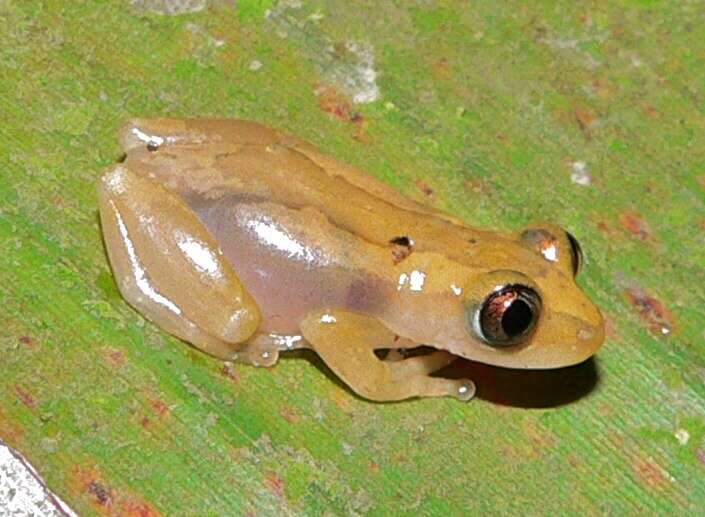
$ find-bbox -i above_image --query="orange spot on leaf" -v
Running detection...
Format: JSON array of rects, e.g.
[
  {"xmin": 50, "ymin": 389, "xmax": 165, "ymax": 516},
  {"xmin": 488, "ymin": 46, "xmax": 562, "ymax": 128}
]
[
  {"xmin": 73, "ymin": 466, "xmax": 161, "ymax": 515},
  {"xmin": 432, "ymin": 57, "xmax": 451, "ymax": 78},
  {"xmin": 106, "ymin": 350, "xmax": 126, "ymax": 368},
  {"xmin": 122, "ymin": 501, "xmax": 162, "ymax": 517},
  {"xmin": 415, "ymin": 180, "xmax": 434, "ymax": 198},
  {"xmin": 88, "ymin": 481, "xmax": 113, "ymax": 507},
  {"xmin": 633, "ymin": 457, "xmax": 669, "ymax": 488},
  {"xmin": 150, "ymin": 398, "xmax": 170, "ymax": 417},
  {"xmin": 464, "ymin": 177, "xmax": 491, "ymax": 195},
  {"xmin": 316, "ymin": 85, "xmax": 354, "ymax": 122},
  {"xmin": 280, "ymin": 406, "xmax": 299, "ymax": 424},
  {"xmin": 574, "ymin": 105, "xmax": 597, "ymax": 133},
  {"xmin": 19, "ymin": 336, "xmax": 34, "ymax": 348},
  {"xmin": 0, "ymin": 408, "xmax": 25, "ymax": 444},
  {"xmin": 265, "ymin": 472, "xmax": 285, "ymax": 499},
  {"xmin": 221, "ymin": 363, "xmax": 240, "ymax": 383},
  {"xmin": 624, "ymin": 286, "xmax": 675, "ymax": 337},
  {"xmin": 643, "ymin": 104, "xmax": 659, "ymax": 119},
  {"xmin": 14, "ymin": 386, "xmax": 37, "ymax": 408},
  {"xmin": 619, "ymin": 211, "xmax": 651, "ymax": 240}
]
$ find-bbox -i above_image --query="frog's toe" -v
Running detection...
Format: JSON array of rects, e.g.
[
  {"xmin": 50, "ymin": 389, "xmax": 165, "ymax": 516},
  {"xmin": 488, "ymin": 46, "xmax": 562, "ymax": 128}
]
[{"xmin": 453, "ymin": 380, "xmax": 476, "ymax": 402}]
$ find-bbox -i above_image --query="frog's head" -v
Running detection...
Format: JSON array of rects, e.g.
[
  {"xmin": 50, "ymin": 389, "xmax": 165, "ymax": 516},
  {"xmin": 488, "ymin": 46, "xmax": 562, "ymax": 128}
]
[
  {"xmin": 385, "ymin": 224, "xmax": 604, "ymax": 369},
  {"xmin": 457, "ymin": 224, "xmax": 603, "ymax": 369}
]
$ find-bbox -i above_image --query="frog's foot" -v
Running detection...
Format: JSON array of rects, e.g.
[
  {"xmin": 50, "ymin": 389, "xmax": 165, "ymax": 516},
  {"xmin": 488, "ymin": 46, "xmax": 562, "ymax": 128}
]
[
  {"xmin": 98, "ymin": 165, "xmax": 261, "ymax": 360},
  {"xmin": 300, "ymin": 310, "xmax": 475, "ymax": 402}
]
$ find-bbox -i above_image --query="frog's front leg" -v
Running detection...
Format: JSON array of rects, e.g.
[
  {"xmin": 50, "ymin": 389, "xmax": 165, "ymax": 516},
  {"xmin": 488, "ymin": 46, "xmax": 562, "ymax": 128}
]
[
  {"xmin": 300, "ymin": 310, "xmax": 475, "ymax": 402},
  {"xmin": 98, "ymin": 165, "xmax": 261, "ymax": 360}
]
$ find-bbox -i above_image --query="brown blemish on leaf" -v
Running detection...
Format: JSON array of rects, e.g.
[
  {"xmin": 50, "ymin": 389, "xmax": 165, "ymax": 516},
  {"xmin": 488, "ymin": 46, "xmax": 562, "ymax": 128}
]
[
  {"xmin": 0, "ymin": 408, "xmax": 25, "ymax": 444},
  {"xmin": 522, "ymin": 423, "xmax": 557, "ymax": 459},
  {"xmin": 624, "ymin": 286, "xmax": 675, "ymax": 337},
  {"xmin": 633, "ymin": 457, "xmax": 669, "ymax": 488},
  {"xmin": 592, "ymin": 78, "xmax": 614, "ymax": 99},
  {"xmin": 14, "ymin": 385, "xmax": 37, "ymax": 408},
  {"xmin": 280, "ymin": 406, "xmax": 299, "ymax": 424},
  {"xmin": 603, "ymin": 313, "xmax": 618, "ymax": 340},
  {"xmin": 122, "ymin": 500, "xmax": 162, "ymax": 517},
  {"xmin": 88, "ymin": 480, "xmax": 113, "ymax": 507},
  {"xmin": 464, "ymin": 177, "xmax": 492, "ymax": 195},
  {"xmin": 574, "ymin": 105, "xmax": 597, "ymax": 136},
  {"xmin": 415, "ymin": 180, "xmax": 434, "ymax": 198},
  {"xmin": 369, "ymin": 461, "xmax": 380, "ymax": 474},
  {"xmin": 328, "ymin": 388, "xmax": 354, "ymax": 414},
  {"xmin": 221, "ymin": 362, "xmax": 240, "ymax": 383},
  {"xmin": 611, "ymin": 24, "xmax": 625, "ymax": 38},
  {"xmin": 106, "ymin": 349, "xmax": 126, "ymax": 368},
  {"xmin": 317, "ymin": 85, "xmax": 353, "ymax": 122},
  {"xmin": 696, "ymin": 449, "xmax": 705, "ymax": 466},
  {"xmin": 265, "ymin": 471, "xmax": 286, "ymax": 499},
  {"xmin": 315, "ymin": 84, "xmax": 364, "ymax": 125},
  {"xmin": 432, "ymin": 57, "xmax": 451, "ymax": 78},
  {"xmin": 619, "ymin": 211, "xmax": 651, "ymax": 240},
  {"xmin": 73, "ymin": 466, "xmax": 162, "ymax": 515},
  {"xmin": 643, "ymin": 104, "xmax": 659, "ymax": 119},
  {"xmin": 149, "ymin": 398, "xmax": 170, "ymax": 418},
  {"xmin": 19, "ymin": 335, "xmax": 34, "ymax": 347},
  {"xmin": 315, "ymin": 84, "xmax": 369, "ymax": 141}
]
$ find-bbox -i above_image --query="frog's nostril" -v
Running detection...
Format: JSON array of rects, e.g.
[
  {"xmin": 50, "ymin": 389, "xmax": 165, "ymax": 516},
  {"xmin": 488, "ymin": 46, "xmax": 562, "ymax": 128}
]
[{"xmin": 577, "ymin": 326, "xmax": 595, "ymax": 342}]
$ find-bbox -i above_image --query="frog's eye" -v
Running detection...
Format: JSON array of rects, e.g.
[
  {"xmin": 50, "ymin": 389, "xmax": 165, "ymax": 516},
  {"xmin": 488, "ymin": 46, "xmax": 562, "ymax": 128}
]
[{"xmin": 477, "ymin": 285, "xmax": 541, "ymax": 347}]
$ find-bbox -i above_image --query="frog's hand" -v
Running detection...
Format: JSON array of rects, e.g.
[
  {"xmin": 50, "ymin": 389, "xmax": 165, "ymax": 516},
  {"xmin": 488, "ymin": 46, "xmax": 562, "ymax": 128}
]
[
  {"xmin": 300, "ymin": 310, "xmax": 475, "ymax": 402},
  {"xmin": 98, "ymin": 165, "xmax": 261, "ymax": 360}
]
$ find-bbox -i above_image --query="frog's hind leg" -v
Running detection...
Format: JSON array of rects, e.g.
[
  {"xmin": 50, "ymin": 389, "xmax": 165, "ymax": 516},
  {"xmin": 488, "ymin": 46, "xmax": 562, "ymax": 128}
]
[
  {"xmin": 98, "ymin": 165, "xmax": 261, "ymax": 360},
  {"xmin": 300, "ymin": 310, "xmax": 475, "ymax": 402}
]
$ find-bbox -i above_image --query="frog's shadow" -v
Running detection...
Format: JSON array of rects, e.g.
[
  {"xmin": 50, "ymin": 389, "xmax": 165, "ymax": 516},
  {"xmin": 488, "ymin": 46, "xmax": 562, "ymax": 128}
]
[{"xmin": 291, "ymin": 350, "xmax": 600, "ymax": 408}]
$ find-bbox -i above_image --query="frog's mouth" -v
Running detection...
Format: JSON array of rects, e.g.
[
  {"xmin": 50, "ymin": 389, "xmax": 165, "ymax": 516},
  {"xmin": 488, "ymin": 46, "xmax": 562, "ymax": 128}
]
[{"xmin": 373, "ymin": 345, "xmax": 440, "ymax": 362}]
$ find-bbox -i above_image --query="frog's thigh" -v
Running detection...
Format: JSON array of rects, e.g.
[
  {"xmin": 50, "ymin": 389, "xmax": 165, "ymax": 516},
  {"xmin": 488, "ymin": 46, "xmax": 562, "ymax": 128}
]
[
  {"xmin": 98, "ymin": 165, "xmax": 261, "ymax": 360},
  {"xmin": 300, "ymin": 310, "xmax": 474, "ymax": 402}
]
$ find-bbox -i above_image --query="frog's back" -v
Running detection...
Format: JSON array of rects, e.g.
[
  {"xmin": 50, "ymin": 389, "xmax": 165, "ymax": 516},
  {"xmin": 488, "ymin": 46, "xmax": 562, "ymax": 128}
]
[{"xmin": 121, "ymin": 118, "xmax": 504, "ymax": 267}]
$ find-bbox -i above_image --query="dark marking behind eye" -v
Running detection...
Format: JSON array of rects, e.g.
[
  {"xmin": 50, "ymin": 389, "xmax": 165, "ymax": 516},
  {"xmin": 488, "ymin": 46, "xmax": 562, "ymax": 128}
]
[
  {"xmin": 566, "ymin": 231, "xmax": 583, "ymax": 276},
  {"xmin": 389, "ymin": 236, "xmax": 413, "ymax": 264},
  {"xmin": 390, "ymin": 236, "xmax": 411, "ymax": 247}
]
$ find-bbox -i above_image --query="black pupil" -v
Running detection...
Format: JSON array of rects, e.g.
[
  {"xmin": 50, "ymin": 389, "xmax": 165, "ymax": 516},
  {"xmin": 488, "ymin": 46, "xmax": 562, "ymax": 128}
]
[{"xmin": 501, "ymin": 298, "xmax": 533, "ymax": 337}]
